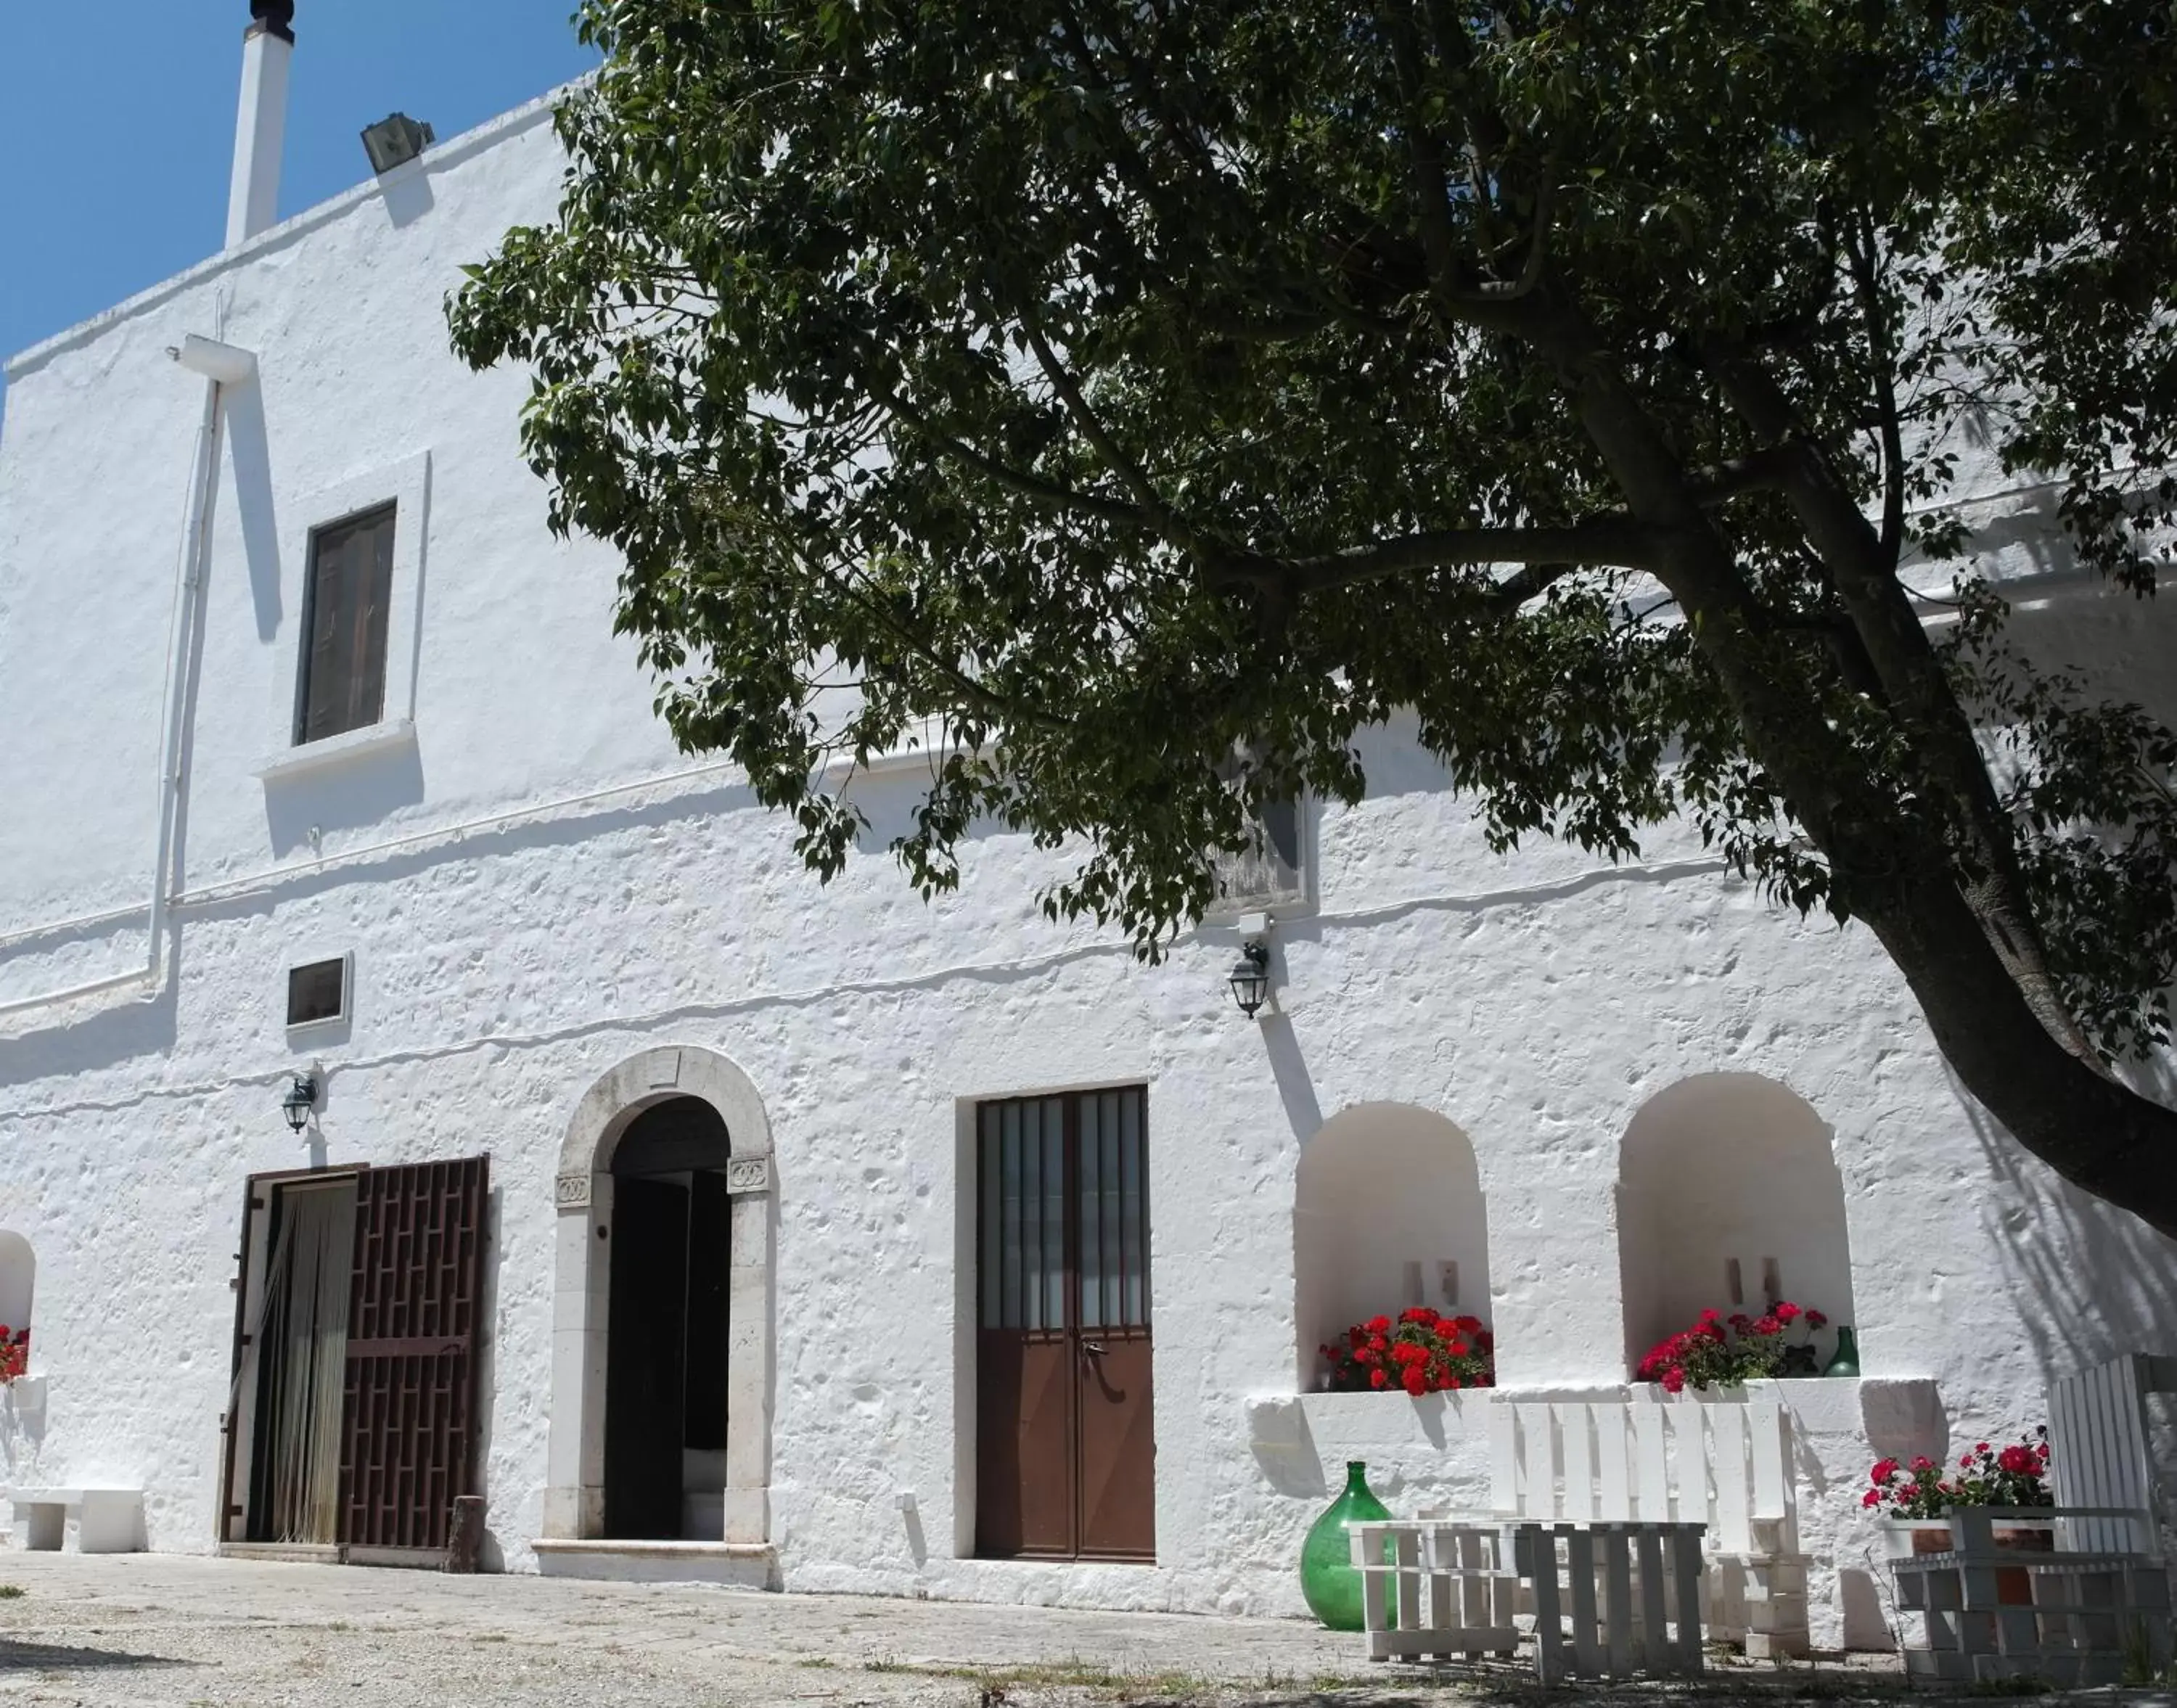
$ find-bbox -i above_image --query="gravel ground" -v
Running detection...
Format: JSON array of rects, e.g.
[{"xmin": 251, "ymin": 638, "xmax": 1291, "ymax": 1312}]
[{"xmin": 0, "ymin": 1552, "xmax": 2139, "ymax": 1708}]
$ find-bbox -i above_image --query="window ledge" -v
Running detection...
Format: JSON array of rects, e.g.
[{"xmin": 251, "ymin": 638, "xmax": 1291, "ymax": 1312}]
[{"xmin": 255, "ymin": 719, "xmax": 417, "ymax": 783}]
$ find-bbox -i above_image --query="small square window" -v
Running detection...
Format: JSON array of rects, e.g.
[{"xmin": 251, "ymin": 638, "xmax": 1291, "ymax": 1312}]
[
  {"xmin": 286, "ymin": 958, "xmax": 349, "ymax": 1028},
  {"xmin": 295, "ymin": 504, "xmax": 398, "ymax": 745}
]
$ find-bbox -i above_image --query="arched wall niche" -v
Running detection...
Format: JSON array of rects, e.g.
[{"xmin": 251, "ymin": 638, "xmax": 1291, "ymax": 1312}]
[
  {"xmin": 0, "ymin": 1233, "xmax": 32, "ymax": 1337},
  {"xmin": 1293, "ymin": 1104, "xmax": 1493, "ymax": 1388},
  {"xmin": 544, "ymin": 1045, "xmax": 776, "ymax": 1551},
  {"xmin": 1617, "ymin": 1074, "xmax": 1858, "ymax": 1373}
]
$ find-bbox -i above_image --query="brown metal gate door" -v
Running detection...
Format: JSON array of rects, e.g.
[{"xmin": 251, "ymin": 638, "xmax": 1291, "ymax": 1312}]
[
  {"xmin": 1073, "ymin": 1088, "xmax": 1154, "ymax": 1559},
  {"xmin": 340, "ymin": 1157, "xmax": 489, "ymax": 1561},
  {"xmin": 975, "ymin": 1090, "xmax": 1153, "ymax": 1561}
]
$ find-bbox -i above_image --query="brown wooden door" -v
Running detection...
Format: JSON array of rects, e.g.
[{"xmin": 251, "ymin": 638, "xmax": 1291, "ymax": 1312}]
[
  {"xmin": 975, "ymin": 1088, "xmax": 1154, "ymax": 1561},
  {"xmin": 338, "ymin": 1157, "xmax": 489, "ymax": 1556}
]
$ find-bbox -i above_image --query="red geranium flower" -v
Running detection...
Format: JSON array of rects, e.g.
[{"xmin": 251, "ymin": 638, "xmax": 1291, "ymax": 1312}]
[{"xmin": 1319, "ymin": 1305, "xmax": 1496, "ymax": 1394}]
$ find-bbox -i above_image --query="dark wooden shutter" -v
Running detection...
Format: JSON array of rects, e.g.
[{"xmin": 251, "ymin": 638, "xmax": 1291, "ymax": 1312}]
[
  {"xmin": 338, "ymin": 1156, "xmax": 488, "ymax": 1559},
  {"xmin": 298, "ymin": 504, "xmax": 396, "ymax": 744}
]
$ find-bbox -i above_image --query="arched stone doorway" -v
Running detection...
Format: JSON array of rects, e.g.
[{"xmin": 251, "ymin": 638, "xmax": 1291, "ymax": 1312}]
[{"xmin": 543, "ymin": 1046, "xmax": 775, "ymax": 1550}]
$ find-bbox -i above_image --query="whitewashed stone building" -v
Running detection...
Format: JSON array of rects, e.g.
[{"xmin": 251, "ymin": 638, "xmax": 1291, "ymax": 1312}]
[{"xmin": 1, "ymin": 4, "xmax": 2173, "ymax": 1650}]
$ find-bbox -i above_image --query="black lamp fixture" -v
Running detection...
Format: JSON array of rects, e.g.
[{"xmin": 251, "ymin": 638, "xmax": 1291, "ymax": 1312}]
[
  {"xmin": 1228, "ymin": 940, "xmax": 1271, "ymax": 1018},
  {"xmin": 281, "ymin": 1073, "xmax": 318, "ymax": 1133},
  {"xmin": 361, "ymin": 112, "xmax": 435, "ymax": 175}
]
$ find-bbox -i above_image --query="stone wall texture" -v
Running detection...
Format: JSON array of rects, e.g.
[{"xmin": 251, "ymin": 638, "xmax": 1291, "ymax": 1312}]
[{"xmin": 2, "ymin": 87, "xmax": 2174, "ymax": 1650}]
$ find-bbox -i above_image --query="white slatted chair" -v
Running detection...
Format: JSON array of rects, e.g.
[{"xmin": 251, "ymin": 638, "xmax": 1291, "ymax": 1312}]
[
  {"xmin": 1491, "ymin": 1395, "xmax": 1809, "ymax": 1657},
  {"xmin": 2048, "ymin": 1354, "xmax": 2177, "ymax": 1558}
]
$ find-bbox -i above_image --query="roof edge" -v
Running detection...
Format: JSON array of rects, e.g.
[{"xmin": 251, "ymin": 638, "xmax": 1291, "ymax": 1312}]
[{"xmin": 4, "ymin": 74, "xmax": 589, "ymax": 384}]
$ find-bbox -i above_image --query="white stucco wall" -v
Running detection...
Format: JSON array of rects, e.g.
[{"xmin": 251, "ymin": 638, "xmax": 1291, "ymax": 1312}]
[{"xmin": 1, "ymin": 83, "xmax": 2174, "ymax": 1650}]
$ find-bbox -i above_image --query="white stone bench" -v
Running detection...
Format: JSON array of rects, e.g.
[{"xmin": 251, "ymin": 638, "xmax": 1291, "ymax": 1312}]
[{"xmin": 6, "ymin": 1487, "xmax": 144, "ymax": 1553}]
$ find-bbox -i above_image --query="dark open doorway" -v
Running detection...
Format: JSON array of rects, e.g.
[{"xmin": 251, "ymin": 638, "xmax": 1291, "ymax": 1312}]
[{"xmin": 604, "ymin": 1098, "xmax": 733, "ymax": 1540}]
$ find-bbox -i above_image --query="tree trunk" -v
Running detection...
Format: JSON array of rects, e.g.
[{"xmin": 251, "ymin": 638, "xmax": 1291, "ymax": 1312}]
[
  {"xmin": 1508, "ymin": 292, "xmax": 2177, "ymax": 1244},
  {"xmin": 1850, "ymin": 869, "xmax": 2177, "ymax": 1241}
]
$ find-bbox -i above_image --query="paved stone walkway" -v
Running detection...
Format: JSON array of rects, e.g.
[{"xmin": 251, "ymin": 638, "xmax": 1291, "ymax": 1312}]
[
  {"xmin": 0, "ymin": 1551, "xmax": 2137, "ymax": 1708},
  {"xmin": 0, "ymin": 1551, "xmax": 1385, "ymax": 1707}
]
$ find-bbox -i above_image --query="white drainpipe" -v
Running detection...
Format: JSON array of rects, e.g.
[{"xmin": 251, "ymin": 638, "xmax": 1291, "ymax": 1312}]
[
  {"xmin": 0, "ymin": 337, "xmax": 253, "ymax": 1022},
  {"xmin": 0, "ymin": 5, "xmax": 288, "ymax": 1021}
]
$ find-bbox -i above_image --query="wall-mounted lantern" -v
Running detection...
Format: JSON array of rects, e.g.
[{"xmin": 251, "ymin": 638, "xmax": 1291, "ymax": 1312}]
[
  {"xmin": 1228, "ymin": 941, "xmax": 1271, "ymax": 1019},
  {"xmin": 280, "ymin": 1073, "xmax": 318, "ymax": 1133}
]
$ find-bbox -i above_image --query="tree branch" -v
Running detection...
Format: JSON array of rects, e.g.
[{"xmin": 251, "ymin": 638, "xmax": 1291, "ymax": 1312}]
[
  {"xmin": 1380, "ymin": 2, "xmax": 1464, "ymax": 313},
  {"xmin": 1698, "ymin": 331, "xmax": 2108, "ymax": 1068},
  {"xmin": 1017, "ymin": 313, "xmax": 1189, "ymax": 541},
  {"xmin": 1459, "ymin": 175, "xmax": 1554, "ymax": 303},
  {"xmin": 1213, "ymin": 520, "xmax": 1660, "ymax": 596},
  {"xmin": 1846, "ymin": 214, "xmax": 1908, "ymax": 569},
  {"xmin": 1685, "ymin": 444, "xmax": 1808, "ymax": 507},
  {"xmin": 864, "ymin": 371, "xmax": 1148, "ymax": 530}
]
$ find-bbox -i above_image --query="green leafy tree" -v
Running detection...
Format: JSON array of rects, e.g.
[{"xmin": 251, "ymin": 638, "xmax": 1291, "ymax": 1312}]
[{"xmin": 451, "ymin": 1, "xmax": 2177, "ymax": 1236}]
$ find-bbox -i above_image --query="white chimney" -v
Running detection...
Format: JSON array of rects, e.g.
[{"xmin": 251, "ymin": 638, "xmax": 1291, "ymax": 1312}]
[{"xmin": 225, "ymin": 1, "xmax": 295, "ymax": 247}]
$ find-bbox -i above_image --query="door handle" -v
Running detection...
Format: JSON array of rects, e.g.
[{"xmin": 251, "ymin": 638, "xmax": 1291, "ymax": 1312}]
[{"xmin": 1081, "ymin": 1340, "xmax": 1107, "ymax": 1357}]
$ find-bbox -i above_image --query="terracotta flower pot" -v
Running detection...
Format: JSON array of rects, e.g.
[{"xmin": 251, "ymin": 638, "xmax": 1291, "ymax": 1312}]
[{"xmin": 1991, "ymin": 1522, "xmax": 2053, "ymax": 1606}]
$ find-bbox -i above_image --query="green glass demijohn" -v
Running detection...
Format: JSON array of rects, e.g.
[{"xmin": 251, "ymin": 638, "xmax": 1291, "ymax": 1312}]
[
  {"xmin": 1821, "ymin": 1325, "xmax": 1862, "ymax": 1378},
  {"xmin": 1300, "ymin": 1460, "xmax": 1393, "ymax": 1631}
]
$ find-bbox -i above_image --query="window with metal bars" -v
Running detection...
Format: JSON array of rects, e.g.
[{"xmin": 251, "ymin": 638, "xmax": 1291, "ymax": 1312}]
[{"xmin": 977, "ymin": 1086, "xmax": 1149, "ymax": 1332}]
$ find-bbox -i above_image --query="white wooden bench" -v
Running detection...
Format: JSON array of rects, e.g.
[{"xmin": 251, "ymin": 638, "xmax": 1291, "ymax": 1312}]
[
  {"xmin": 1889, "ymin": 1506, "xmax": 2172, "ymax": 1685},
  {"xmin": 5, "ymin": 1487, "xmax": 143, "ymax": 1553},
  {"xmin": 1490, "ymin": 1394, "xmax": 1808, "ymax": 1656},
  {"xmin": 1351, "ymin": 1516, "xmax": 1706, "ymax": 1682}
]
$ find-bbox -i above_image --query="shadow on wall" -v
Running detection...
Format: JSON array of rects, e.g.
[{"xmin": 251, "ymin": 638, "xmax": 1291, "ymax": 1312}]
[
  {"xmin": 262, "ymin": 742, "xmax": 428, "ymax": 858},
  {"xmin": 1617, "ymin": 1075, "xmax": 1858, "ymax": 1371},
  {"xmin": 1957, "ymin": 1059, "xmax": 2177, "ymax": 1377},
  {"xmin": 1293, "ymin": 1104, "xmax": 1491, "ymax": 1390},
  {"xmin": 225, "ymin": 380, "xmax": 283, "ymax": 642}
]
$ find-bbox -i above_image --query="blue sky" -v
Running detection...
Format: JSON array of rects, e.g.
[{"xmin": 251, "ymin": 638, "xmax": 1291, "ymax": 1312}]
[{"xmin": 0, "ymin": 1, "xmax": 599, "ymax": 414}]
